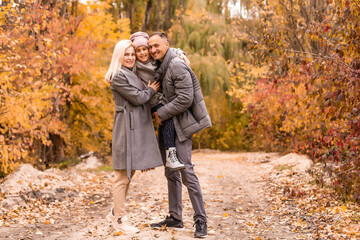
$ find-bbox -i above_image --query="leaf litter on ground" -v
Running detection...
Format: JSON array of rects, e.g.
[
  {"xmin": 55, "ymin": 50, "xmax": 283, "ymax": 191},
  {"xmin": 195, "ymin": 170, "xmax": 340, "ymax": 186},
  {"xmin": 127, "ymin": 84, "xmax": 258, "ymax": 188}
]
[{"xmin": 0, "ymin": 151, "xmax": 359, "ymax": 239}]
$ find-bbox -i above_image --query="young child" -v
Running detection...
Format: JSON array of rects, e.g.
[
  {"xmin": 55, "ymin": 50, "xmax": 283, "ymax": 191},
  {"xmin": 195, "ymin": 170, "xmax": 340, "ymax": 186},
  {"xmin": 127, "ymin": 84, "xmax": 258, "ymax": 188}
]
[{"xmin": 130, "ymin": 32, "xmax": 189, "ymax": 171}]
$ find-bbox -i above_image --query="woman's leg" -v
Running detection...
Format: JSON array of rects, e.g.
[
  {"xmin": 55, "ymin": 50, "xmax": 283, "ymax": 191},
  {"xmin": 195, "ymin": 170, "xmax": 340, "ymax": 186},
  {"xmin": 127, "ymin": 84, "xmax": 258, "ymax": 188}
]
[
  {"xmin": 113, "ymin": 169, "xmax": 135, "ymax": 218},
  {"xmin": 108, "ymin": 170, "xmax": 139, "ymax": 233}
]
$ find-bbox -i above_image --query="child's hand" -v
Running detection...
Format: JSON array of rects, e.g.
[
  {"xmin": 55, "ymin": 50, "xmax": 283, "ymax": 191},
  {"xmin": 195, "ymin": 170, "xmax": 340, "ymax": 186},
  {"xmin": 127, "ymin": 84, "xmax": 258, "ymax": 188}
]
[
  {"xmin": 180, "ymin": 53, "xmax": 190, "ymax": 66},
  {"xmin": 148, "ymin": 80, "xmax": 160, "ymax": 92}
]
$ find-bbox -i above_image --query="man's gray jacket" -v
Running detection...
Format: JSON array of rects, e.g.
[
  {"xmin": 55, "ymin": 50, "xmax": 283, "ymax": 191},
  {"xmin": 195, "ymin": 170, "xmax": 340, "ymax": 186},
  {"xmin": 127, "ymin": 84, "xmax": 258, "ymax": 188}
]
[{"xmin": 157, "ymin": 49, "xmax": 212, "ymax": 142}]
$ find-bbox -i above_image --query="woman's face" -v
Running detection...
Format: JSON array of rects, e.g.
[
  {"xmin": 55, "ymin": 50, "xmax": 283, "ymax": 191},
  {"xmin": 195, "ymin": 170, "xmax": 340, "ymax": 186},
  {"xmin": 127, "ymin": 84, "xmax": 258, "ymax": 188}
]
[
  {"xmin": 135, "ymin": 45, "xmax": 150, "ymax": 62},
  {"xmin": 122, "ymin": 46, "xmax": 136, "ymax": 68}
]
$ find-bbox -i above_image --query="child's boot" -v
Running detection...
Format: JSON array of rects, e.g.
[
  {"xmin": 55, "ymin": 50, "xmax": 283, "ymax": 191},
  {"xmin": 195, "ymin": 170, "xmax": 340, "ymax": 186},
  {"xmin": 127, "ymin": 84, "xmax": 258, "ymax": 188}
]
[{"xmin": 165, "ymin": 147, "xmax": 185, "ymax": 171}]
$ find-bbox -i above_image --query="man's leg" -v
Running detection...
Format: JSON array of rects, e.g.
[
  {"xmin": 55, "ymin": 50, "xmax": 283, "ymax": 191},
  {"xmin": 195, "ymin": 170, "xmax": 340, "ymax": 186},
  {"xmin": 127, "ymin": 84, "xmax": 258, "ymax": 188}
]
[
  {"xmin": 175, "ymin": 137, "xmax": 208, "ymax": 238},
  {"xmin": 154, "ymin": 127, "xmax": 206, "ymax": 236},
  {"xmin": 165, "ymin": 168, "xmax": 183, "ymax": 219},
  {"xmin": 175, "ymin": 137, "xmax": 207, "ymax": 223},
  {"xmin": 150, "ymin": 125, "xmax": 183, "ymax": 229}
]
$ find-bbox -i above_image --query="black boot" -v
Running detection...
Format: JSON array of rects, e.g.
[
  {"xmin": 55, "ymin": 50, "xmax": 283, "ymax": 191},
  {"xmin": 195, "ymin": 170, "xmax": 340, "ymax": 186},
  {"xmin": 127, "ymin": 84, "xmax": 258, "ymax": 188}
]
[
  {"xmin": 194, "ymin": 220, "xmax": 207, "ymax": 238},
  {"xmin": 150, "ymin": 215, "xmax": 184, "ymax": 229}
]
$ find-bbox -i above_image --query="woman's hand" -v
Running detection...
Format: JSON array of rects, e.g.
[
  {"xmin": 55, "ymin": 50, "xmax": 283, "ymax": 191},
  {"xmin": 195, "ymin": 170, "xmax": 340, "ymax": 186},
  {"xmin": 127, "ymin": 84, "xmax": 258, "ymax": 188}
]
[
  {"xmin": 148, "ymin": 80, "xmax": 160, "ymax": 92},
  {"xmin": 180, "ymin": 53, "xmax": 190, "ymax": 66},
  {"xmin": 141, "ymin": 168, "xmax": 155, "ymax": 173}
]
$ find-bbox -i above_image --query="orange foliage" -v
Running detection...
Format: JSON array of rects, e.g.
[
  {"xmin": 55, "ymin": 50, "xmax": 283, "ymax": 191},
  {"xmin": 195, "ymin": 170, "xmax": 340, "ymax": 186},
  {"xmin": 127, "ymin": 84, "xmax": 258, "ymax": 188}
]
[
  {"xmin": 0, "ymin": 0, "xmax": 129, "ymax": 175},
  {"xmin": 236, "ymin": 0, "xmax": 360, "ymax": 201}
]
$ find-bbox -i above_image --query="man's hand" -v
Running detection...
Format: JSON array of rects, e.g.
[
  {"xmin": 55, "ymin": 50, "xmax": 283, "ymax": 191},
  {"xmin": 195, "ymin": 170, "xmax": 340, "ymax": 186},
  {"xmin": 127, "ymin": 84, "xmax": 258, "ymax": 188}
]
[{"xmin": 153, "ymin": 112, "xmax": 162, "ymax": 125}]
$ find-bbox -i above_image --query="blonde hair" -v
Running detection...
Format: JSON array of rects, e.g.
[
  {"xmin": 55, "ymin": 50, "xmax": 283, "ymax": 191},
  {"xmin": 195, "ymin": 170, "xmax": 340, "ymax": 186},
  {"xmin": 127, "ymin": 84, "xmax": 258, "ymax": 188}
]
[{"xmin": 105, "ymin": 40, "xmax": 134, "ymax": 81}]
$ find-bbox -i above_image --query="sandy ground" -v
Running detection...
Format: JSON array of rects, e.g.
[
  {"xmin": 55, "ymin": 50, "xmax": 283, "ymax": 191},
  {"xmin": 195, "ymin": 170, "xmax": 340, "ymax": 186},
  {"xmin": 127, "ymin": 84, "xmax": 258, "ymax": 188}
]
[{"xmin": 1, "ymin": 150, "xmax": 355, "ymax": 240}]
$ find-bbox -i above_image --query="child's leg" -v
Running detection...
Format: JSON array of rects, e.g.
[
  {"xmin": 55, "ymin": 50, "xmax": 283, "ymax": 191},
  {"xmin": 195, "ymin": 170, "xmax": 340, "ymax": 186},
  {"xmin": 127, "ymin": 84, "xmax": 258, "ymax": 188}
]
[
  {"xmin": 162, "ymin": 118, "xmax": 176, "ymax": 150},
  {"xmin": 163, "ymin": 118, "xmax": 185, "ymax": 171}
]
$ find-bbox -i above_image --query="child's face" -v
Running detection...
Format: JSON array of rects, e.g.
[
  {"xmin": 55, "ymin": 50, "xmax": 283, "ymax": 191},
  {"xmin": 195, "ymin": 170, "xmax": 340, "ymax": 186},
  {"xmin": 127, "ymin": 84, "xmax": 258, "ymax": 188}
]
[{"xmin": 135, "ymin": 45, "xmax": 150, "ymax": 63}]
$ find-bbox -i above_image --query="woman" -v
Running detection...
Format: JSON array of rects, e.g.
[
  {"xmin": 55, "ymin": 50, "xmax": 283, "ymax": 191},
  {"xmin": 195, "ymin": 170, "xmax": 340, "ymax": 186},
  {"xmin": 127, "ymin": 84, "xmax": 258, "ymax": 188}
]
[{"xmin": 105, "ymin": 40, "xmax": 163, "ymax": 233}]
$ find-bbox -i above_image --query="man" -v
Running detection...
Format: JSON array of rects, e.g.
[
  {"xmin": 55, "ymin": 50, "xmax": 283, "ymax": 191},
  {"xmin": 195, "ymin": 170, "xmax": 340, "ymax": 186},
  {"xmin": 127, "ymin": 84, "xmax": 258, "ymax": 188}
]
[{"xmin": 148, "ymin": 32, "xmax": 212, "ymax": 238}]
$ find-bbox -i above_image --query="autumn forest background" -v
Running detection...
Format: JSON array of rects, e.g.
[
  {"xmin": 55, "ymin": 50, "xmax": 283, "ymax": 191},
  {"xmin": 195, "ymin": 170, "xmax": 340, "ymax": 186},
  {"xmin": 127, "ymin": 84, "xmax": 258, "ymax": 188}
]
[{"xmin": 1, "ymin": 0, "xmax": 359, "ymax": 203}]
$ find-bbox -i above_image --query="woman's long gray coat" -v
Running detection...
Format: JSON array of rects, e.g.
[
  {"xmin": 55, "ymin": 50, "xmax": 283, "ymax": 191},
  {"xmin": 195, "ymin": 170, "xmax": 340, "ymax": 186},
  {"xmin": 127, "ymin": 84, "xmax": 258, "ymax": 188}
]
[{"xmin": 110, "ymin": 66, "xmax": 163, "ymax": 180}]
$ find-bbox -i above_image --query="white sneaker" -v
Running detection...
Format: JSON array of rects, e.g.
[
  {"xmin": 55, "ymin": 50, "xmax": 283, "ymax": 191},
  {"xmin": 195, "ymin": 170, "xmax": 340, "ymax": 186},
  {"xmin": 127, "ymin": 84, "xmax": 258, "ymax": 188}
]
[
  {"xmin": 106, "ymin": 208, "xmax": 140, "ymax": 233},
  {"xmin": 165, "ymin": 147, "xmax": 185, "ymax": 171}
]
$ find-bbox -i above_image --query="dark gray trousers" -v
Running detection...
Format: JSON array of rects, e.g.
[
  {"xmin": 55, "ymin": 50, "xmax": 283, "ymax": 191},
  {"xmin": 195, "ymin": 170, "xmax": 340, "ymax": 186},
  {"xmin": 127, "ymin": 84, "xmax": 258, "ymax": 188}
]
[{"xmin": 159, "ymin": 125, "xmax": 207, "ymax": 222}]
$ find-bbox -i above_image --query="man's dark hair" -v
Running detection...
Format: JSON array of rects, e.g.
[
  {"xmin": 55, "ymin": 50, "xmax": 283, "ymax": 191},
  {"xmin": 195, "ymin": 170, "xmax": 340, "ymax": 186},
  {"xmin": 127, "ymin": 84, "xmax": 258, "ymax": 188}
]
[{"xmin": 149, "ymin": 32, "xmax": 168, "ymax": 40}]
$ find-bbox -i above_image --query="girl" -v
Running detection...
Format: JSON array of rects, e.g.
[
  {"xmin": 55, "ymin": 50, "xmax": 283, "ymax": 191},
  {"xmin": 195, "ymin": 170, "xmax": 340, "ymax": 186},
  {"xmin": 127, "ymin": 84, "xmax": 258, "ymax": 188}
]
[
  {"xmin": 130, "ymin": 31, "xmax": 188, "ymax": 171},
  {"xmin": 105, "ymin": 40, "xmax": 163, "ymax": 233}
]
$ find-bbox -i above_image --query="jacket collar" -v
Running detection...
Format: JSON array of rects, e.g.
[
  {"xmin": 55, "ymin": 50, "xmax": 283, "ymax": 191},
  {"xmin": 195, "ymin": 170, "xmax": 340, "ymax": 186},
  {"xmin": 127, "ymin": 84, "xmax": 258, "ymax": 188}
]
[
  {"xmin": 154, "ymin": 48, "xmax": 177, "ymax": 82},
  {"xmin": 121, "ymin": 66, "xmax": 144, "ymax": 90}
]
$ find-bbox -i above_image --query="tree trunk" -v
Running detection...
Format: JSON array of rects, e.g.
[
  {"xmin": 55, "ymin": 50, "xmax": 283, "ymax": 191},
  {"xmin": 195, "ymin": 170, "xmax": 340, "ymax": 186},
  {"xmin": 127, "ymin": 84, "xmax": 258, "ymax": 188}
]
[
  {"xmin": 143, "ymin": 0, "xmax": 153, "ymax": 31},
  {"xmin": 49, "ymin": 133, "xmax": 65, "ymax": 163}
]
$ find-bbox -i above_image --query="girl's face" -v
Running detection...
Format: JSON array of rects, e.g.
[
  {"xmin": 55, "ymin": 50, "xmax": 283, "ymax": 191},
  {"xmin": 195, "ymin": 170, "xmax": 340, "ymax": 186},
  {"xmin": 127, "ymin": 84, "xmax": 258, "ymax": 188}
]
[
  {"xmin": 122, "ymin": 46, "xmax": 136, "ymax": 68},
  {"xmin": 135, "ymin": 45, "xmax": 150, "ymax": 62}
]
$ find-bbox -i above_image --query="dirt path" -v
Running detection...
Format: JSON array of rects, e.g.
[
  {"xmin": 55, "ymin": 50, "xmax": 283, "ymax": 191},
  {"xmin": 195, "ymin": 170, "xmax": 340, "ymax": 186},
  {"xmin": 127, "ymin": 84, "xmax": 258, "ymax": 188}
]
[{"xmin": 1, "ymin": 151, "xmax": 358, "ymax": 239}]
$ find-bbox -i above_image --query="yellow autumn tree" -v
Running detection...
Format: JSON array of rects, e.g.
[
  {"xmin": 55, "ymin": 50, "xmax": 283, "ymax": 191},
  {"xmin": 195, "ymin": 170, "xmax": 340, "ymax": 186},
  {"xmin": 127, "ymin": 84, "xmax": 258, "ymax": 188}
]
[
  {"xmin": 67, "ymin": 1, "xmax": 130, "ymax": 156},
  {"xmin": 0, "ymin": 0, "xmax": 130, "ymax": 176},
  {"xmin": 169, "ymin": 2, "xmax": 259, "ymax": 150}
]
